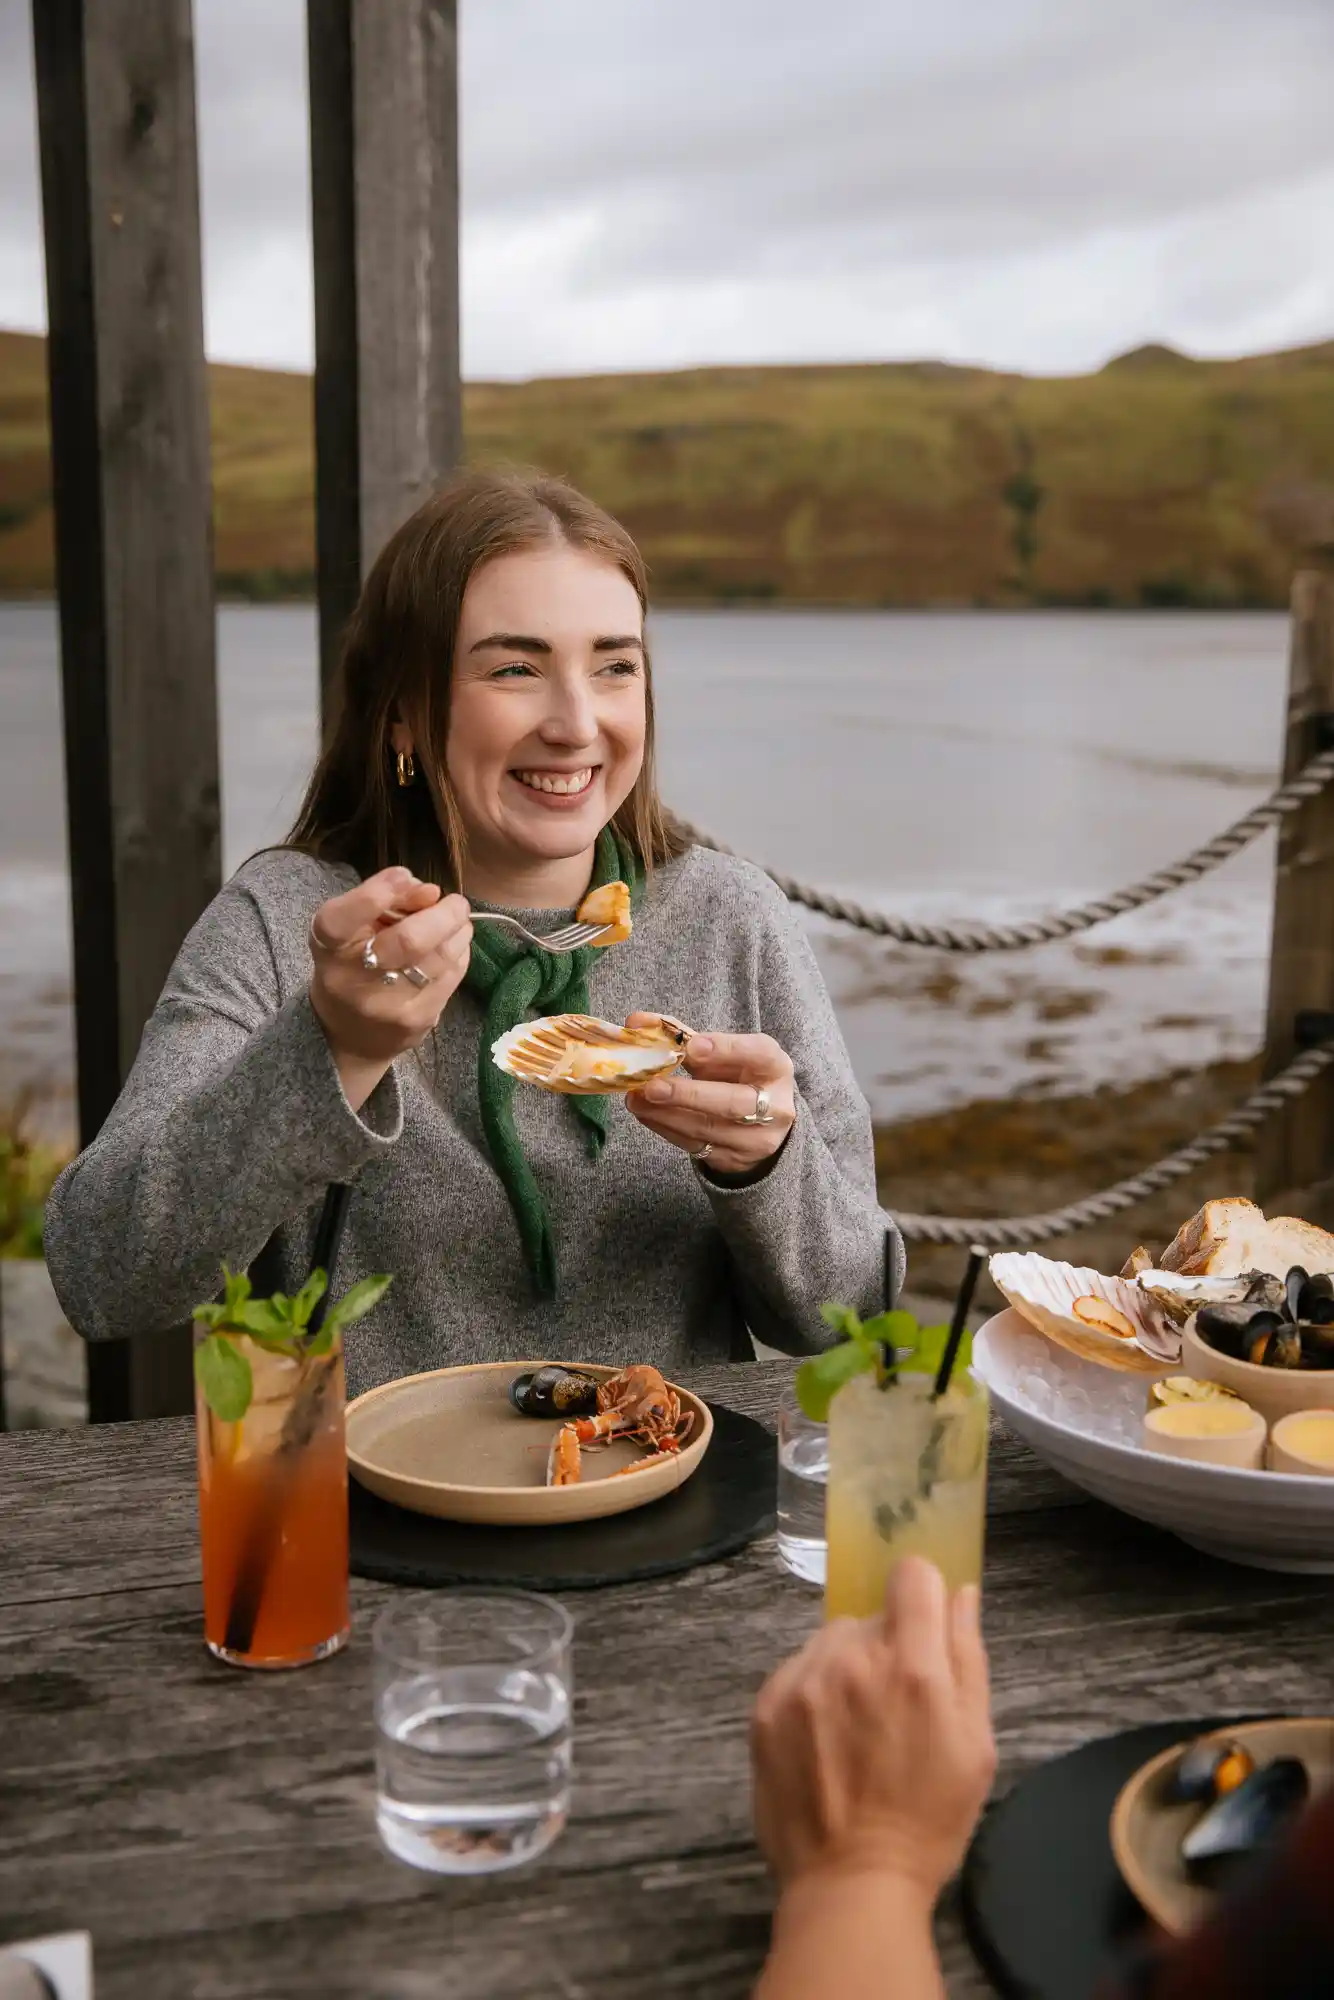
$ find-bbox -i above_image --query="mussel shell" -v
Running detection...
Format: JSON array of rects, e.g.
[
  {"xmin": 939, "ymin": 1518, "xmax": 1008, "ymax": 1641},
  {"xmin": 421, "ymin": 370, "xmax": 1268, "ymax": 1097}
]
[
  {"xmin": 1249, "ymin": 1323, "xmax": 1303, "ymax": 1369},
  {"xmin": 508, "ymin": 1366, "xmax": 600, "ymax": 1419},
  {"xmin": 1164, "ymin": 1737, "xmax": 1255, "ymax": 1806},
  {"xmin": 1241, "ymin": 1271, "xmax": 1287, "ymax": 1311},
  {"xmin": 1197, "ymin": 1303, "xmax": 1281, "ymax": 1360},
  {"xmin": 1181, "ymin": 1757, "xmax": 1308, "ymax": 1882},
  {"xmin": 1298, "ymin": 1321, "xmax": 1334, "ymax": 1368}
]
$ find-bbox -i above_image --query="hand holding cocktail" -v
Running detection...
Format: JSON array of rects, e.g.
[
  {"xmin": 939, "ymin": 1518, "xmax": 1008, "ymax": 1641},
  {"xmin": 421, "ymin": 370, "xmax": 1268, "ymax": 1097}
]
[{"xmin": 751, "ymin": 1558, "xmax": 996, "ymax": 2000}]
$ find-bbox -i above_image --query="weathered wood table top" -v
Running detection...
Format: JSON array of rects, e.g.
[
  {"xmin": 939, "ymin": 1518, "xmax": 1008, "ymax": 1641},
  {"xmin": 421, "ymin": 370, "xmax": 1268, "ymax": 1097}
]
[{"xmin": 3, "ymin": 1359, "xmax": 1333, "ymax": 1999}]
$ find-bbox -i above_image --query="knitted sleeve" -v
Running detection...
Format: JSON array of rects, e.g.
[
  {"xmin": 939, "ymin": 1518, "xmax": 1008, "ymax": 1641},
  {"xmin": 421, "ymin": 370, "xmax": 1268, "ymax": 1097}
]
[
  {"xmin": 43, "ymin": 868, "xmax": 403, "ymax": 1343},
  {"xmin": 692, "ymin": 861, "xmax": 903, "ymax": 1354}
]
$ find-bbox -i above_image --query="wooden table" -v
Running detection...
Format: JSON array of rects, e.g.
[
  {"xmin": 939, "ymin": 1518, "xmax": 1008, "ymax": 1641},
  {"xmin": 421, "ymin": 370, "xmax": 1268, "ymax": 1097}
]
[{"xmin": 4, "ymin": 1360, "xmax": 1334, "ymax": 1999}]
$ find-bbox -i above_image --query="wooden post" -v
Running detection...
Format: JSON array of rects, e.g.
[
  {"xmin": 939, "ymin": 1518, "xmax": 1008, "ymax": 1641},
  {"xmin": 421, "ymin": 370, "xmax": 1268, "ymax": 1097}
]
[
  {"xmin": 307, "ymin": 0, "xmax": 463, "ymax": 716},
  {"xmin": 32, "ymin": 0, "xmax": 221, "ymax": 1421},
  {"xmin": 1256, "ymin": 557, "xmax": 1334, "ymax": 1224}
]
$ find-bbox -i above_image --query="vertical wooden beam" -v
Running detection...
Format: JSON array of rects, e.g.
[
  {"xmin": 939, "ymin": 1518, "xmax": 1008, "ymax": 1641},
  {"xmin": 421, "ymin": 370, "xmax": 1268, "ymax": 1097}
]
[
  {"xmin": 32, "ymin": 0, "xmax": 220, "ymax": 1421},
  {"xmin": 307, "ymin": 0, "xmax": 462, "ymax": 716},
  {"xmin": 1256, "ymin": 558, "xmax": 1334, "ymax": 1224}
]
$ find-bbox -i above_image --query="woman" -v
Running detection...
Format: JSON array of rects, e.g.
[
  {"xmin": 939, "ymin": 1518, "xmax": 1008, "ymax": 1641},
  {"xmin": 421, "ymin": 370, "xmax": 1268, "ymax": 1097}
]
[{"xmin": 45, "ymin": 468, "xmax": 896, "ymax": 1395}]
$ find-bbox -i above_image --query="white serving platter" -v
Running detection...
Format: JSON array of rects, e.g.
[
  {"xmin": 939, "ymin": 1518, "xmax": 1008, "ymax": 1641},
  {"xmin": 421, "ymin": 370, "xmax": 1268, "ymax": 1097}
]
[{"xmin": 973, "ymin": 1308, "xmax": 1334, "ymax": 1573}]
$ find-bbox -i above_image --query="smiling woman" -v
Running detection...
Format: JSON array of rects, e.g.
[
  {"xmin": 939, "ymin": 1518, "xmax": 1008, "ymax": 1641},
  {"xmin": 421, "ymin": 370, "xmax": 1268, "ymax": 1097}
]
[{"xmin": 42, "ymin": 468, "xmax": 897, "ymax": 1393}]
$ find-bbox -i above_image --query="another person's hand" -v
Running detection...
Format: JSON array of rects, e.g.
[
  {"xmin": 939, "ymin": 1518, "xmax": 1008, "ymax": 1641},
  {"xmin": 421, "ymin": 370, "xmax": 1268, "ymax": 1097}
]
[
  {"xmin": 625, "ymin": 1022, "xmax": 796, "ymax": 1175},
  {"xmin": 752, "ymin": 1557, "xmax": 995, "ymax": 1903},
  {"xmin": 308, "ymin": 867, "xmax": 473, "ymax": 1108}
]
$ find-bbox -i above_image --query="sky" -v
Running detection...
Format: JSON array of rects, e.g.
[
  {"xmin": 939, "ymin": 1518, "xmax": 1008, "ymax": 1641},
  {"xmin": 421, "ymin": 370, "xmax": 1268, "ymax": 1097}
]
[{"xmin": 1, "ymin": 0, "xmax": 1331, "ymax": 381}]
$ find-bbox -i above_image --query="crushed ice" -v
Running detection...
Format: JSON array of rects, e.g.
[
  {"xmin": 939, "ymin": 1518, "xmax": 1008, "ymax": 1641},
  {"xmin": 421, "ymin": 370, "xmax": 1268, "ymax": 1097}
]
[{"xmin": 1001, "ymin": 1325, "xmax": 1153, "ymax": 1452}]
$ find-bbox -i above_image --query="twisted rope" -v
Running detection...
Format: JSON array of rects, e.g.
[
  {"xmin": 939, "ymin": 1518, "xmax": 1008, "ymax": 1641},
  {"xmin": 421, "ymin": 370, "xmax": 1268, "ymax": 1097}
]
[
  {"xmin": 681, "ymin": 745, "xmax": 1334, "ymax": 953},
  {"xmin": 892, "ymin": 1042, "xmax": 1334, "ymax": 1247}
]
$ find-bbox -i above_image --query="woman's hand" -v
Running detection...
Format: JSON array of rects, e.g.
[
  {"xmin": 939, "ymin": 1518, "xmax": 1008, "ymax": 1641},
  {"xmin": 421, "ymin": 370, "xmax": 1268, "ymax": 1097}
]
[
  {"xmin": 308, "ymin": 867, "xmax": 473, "ymax": 1110},
  {"xmin": 751, "ymin": 1558, "xmax": 995, "ymax": 1903},
  {"xmin": 625, "ymin": 1021, "xmax": 796, "ymax": 1176}
]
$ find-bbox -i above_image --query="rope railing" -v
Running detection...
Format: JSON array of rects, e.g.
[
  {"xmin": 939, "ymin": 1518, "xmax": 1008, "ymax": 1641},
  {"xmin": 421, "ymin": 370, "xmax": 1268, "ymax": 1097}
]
[
  {"xmin": 681, "ymin": 744, "xmax": 1334, "ymax": 954},
  {"xmin": 892, "ymin": 1041, "xmax": 1334, "ymax": 1247}
]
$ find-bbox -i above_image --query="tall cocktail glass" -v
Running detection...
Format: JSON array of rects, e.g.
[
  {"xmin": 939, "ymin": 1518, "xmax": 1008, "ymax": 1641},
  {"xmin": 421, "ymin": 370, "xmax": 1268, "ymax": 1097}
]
[
  {"xmin": 193, "ymin": 1326, "xmax": 349, "ymax": 1668},
  {"xmin": 824, "ymin": 1366, "xmax": 988, "ymax": 1619}
]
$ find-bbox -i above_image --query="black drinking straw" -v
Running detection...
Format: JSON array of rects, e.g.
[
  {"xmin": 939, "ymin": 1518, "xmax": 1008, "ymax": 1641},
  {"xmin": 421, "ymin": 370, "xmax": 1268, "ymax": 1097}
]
[
  {"xmin": 932, "ymin": 1243, "xmax": 988, "ymax": 1400},
  {"xmin": 223, "ymin": 1182, "xmax": 352, "ymax": 1657},
  {"xmin": 879, "ymin": 1222, "xmax": 900, "ymax": 1380}
]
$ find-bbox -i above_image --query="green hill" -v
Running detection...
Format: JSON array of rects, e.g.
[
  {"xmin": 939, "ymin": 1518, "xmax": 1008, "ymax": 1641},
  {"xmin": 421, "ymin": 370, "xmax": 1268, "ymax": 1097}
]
[{"xmin": 2, "ymin": 326, "xmax": 1332, "ymax": 607}]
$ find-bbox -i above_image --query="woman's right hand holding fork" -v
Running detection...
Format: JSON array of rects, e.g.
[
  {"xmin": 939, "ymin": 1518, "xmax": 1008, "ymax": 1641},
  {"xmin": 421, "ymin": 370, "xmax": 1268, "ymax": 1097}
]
[{"xmin": 308, "ymin": 867, "xmax": 473, "ymax": 1110}]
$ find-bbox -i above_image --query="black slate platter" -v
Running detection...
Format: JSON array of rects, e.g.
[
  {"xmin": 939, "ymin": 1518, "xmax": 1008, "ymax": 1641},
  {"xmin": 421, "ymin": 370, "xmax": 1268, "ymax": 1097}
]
[
  {"xmin": 349, "ymin": 1400, "xmax": 776, "ymax": 1590},
  {"xmin": 961, "ymin": 1714, "xmax": 1259, "ymax": 1999}
]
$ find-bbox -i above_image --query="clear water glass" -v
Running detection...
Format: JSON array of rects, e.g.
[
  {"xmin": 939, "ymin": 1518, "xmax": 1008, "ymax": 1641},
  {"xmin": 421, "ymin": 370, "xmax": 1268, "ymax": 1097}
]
[
  {"xmin": 777, "ymin": 1392, "xmax": 827, "ymax": 1585},
  {"xmin": 373, "ymin": 1589, "xmax": 573, "ymax": 1875}
]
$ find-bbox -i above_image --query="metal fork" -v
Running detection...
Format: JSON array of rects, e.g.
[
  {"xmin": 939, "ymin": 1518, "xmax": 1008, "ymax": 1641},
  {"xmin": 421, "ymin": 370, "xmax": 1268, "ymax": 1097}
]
[
  {"xmin": 385, "ymin": 907, "xmax": 610, "ymax": 954},
  {"xmin": 469, "ymin": 912, "xmax": 611, "ymax": 953}
]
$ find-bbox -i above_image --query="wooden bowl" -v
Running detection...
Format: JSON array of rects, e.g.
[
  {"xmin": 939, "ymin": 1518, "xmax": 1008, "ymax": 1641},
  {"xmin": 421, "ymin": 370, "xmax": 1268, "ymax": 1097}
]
[
  {"xmin": 1110, "ymin": 1716, "xmax": 1334, "ymax": 1934},
  {"xmin": 346, "ymin": 1361, "xmax": 713, "ymax": 1526},
  {"xmin": 1182, "ymin": 1318, "xmax": 1334, "ymax": 1426}
]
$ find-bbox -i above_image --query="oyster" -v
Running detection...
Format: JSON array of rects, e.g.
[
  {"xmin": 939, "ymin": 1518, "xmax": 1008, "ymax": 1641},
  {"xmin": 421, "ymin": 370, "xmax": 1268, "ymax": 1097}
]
[
  {"xmin": 988, "ymin": 1253, "xmax": 1178, "ymax": 1372},
  {"xmin": 1135, "ymin": 1270, "xmax": 1268, "ymax": 1327},
  {"xmin": 576, "ymin": 879, "xmax": 632, "ymax": 946},
  {"xmin": 491, "ymin": 1013, "xmax": 692, "ymax": 1095}
]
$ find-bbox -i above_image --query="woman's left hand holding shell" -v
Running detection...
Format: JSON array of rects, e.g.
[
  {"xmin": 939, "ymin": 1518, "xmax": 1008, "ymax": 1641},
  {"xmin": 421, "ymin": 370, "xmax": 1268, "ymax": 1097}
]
[{"xmin": 625, "ymin": 1018, "xmax": 797, "ymax": 1177}]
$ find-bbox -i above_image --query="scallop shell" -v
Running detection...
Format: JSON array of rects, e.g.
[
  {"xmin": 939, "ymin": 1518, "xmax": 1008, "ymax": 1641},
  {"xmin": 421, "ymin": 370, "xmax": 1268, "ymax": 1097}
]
[
  {"xmin": 491, "ymin": 1013, "xmax": 691, "ymax": 1095},
  {"xmin": 989, "ymin": 1252, "xmax": 1180, "ymax": 1372}
]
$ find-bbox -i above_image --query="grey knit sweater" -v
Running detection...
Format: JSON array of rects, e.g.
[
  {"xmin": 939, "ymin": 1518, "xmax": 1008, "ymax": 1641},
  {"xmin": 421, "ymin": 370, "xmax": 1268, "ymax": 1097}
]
[{"xmin": 44, "ymin": 844, "xmax": 901, "ymax": 1398}]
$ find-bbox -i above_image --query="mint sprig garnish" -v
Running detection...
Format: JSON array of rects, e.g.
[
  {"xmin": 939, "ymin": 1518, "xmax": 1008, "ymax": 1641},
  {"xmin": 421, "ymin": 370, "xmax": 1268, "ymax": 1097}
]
[
  {"xmin": 795, "ymin": 1302, "xmax": 971, "ymax": 1421},
  {"xmin": 192, "ymin": 1262, "xmax": 393, "ymax": 1421}
]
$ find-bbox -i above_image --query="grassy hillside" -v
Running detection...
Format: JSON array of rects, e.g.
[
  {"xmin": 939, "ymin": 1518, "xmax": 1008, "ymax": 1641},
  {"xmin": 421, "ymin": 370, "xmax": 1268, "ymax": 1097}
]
[{"xmin": 3, "ymin": 326, "xmax": 1332, "ymax": 607}]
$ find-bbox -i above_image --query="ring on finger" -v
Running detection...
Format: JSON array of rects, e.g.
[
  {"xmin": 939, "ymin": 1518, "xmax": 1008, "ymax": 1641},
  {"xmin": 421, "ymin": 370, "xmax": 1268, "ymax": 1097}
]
[
  {"xmin": 740, "ymin": 1085, "xmax": 775, "ymax": 1126},
  {"xmin": 401, "ymin": 965, "xmax": 431, "ymax": 990},
  {"xmin": 308, "ymin": 916, "xmax": 337, "ymax": 957},
  {"xmin": 381, "ymin": 970, "xmax": 401, "ymax": 986},
  {"xmin": 362, "ymin": 938, "xmax": 381, "ymax": 975},
  {"xmin": 690, "ymin": 1141, "xmax": 713, "ymax": 1163}
]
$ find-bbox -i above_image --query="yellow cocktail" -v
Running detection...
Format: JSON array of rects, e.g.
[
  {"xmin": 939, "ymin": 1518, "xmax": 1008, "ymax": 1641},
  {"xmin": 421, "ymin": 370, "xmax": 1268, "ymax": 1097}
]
[{"xmin": 825, "ymin": 1366, "xmax": 988, "ymax": 1618}]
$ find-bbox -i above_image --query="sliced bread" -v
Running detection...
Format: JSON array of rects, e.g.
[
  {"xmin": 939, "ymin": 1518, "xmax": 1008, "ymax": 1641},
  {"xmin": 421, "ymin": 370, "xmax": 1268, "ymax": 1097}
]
[{"xmin": 1159, "ymin": 1196, "xmax": 1334, "ymax": 1278}]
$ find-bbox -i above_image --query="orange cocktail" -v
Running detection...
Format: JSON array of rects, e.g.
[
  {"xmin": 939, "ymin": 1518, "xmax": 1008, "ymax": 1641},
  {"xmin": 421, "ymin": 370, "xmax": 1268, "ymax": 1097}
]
[{"xmin": 194, "ymin": 1329, "xmax": 349, "ymax": 1668}]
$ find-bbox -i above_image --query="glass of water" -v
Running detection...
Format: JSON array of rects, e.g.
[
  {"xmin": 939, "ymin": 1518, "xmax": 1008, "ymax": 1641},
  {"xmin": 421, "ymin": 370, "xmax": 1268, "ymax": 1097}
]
[
  {"xmin": 372, "ymin": 1589, "xmax": 573, "ymax": 1875},
  {"xmin": 777, "ymin": 1391, "xmax": 827, "ymax": 1585}
]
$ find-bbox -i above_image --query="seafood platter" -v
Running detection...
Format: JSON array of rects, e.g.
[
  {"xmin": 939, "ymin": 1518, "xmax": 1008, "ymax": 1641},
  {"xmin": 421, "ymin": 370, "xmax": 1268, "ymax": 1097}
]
[
  {"xmin": 1110, "ymin": 1717, "xmax": 1334, "ymax": 1933},
  {"xmin": 971, "ymin": 1197, "xmax": 1334, "ymax": 1568},
  {"xmin": 346, "ymin": 1360, "xmax": 713, "ymax": 1527}
]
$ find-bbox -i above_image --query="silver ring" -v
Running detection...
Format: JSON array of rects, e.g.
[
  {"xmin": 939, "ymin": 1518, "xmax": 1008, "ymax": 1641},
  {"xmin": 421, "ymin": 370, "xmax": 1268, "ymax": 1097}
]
[
  {"xmin": 308, "ymin": 916, "xmax": 336, "ymax": 957},
  {"xmin": 402, "ymin": 965, "xmax": 431, "ymax": 989},
  {"xmin": 690, "ymin": 1142, "xmax": 713, "ymax": 1163},
  {"xmin": 740, "ymin": 1086, "xmax": 775, "ymax": 1126},
  {"xmin": 381, "ymin": 970, "xmax": 401, "ymax": 986},
  {"xmin": 361, "ymin": 938, "xmax": 380, "ymax": 974}
]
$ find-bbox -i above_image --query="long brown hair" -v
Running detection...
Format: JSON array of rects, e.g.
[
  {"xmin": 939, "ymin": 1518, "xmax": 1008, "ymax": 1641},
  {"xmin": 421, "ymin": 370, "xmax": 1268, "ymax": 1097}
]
[{"xmin": 287, "ymin": 466, "xmax": 687, "ymax": 886}]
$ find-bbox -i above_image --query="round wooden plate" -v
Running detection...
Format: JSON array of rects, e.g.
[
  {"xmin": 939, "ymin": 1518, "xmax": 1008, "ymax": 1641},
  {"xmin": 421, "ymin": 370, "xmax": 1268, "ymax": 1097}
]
[
  {"xmin": 345, "ymin": 1360, "xmax": 713, "ymax": 1527},
  {"xmin": 1109, "ymin": 1715, "xmax": 1334, "ymax": 1934}
]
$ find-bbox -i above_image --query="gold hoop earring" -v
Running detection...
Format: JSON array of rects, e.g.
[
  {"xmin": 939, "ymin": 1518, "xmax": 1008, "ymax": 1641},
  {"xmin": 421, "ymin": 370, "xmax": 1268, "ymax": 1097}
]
[{"xmin": 396, "ymin": 749, "xmax": 416, "ymax": 788}]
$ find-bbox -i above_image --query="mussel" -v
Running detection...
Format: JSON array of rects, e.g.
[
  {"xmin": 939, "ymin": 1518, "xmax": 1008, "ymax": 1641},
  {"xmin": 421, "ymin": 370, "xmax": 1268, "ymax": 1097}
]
[
  {"xmin": 509, "ymin": 1366, "xmax": 600, "ymax": 1419},
  {"xmin": 1164, "ymin": 1735, "xmax": 1255, "ymax": 1806},
  {"xmin": 1195, "ymin": 1266, "xmax": 1334, "ymax": 1371},
  {"xmin": 1180, "ymin": 1757, "xmax": 1308, "ymax": 1883}
]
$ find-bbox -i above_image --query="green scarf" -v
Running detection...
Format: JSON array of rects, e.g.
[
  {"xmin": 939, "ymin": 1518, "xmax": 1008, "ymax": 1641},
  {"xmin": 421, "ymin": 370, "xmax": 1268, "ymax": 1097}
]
[{"xmin": 464, "ymin": 826, "xmax": 643, "ymax": 1296}]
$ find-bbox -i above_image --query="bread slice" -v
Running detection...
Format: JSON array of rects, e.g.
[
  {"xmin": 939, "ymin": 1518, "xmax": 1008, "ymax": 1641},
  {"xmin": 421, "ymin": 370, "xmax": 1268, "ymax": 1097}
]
[{"xmin": 1159, "ymin": 1197, "xmax": 1334, "ymax": 1278}]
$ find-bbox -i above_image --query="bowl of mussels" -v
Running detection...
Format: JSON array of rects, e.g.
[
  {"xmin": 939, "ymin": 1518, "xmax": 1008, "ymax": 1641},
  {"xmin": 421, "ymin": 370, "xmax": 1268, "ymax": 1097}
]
[
  {"xmin": 1180, "ymin": 1268, "xmax": 1334, "ymax": 1426},
  {"xmin": 1111, "ymin": 1717, "xmax": 1333, "ymax": 1934}
]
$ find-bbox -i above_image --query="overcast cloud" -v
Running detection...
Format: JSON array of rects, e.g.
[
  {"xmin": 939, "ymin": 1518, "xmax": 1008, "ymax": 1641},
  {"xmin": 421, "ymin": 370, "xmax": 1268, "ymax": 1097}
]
[{"xmin": 1, "ymin": 0, "xmax": 1331, "ymax": 378}]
